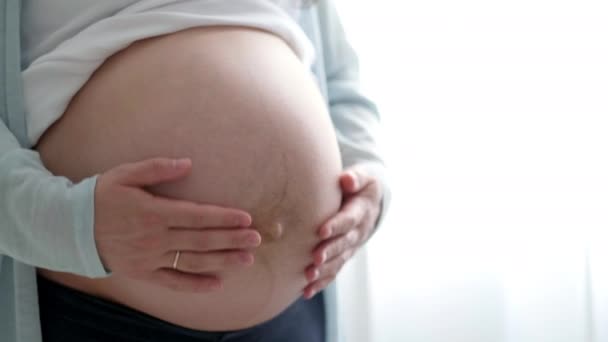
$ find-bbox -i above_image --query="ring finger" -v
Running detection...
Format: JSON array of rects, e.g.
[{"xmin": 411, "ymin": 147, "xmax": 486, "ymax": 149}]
[
  {"xmin": 164, "ymin": 250, "xmax": 255, "ymax": 273},
  {"xmin": 304, "ymin": 249, "xmax": 355, "ymax": 297},
  {"xmin": 313, "ymin": 230, "xmax": 360, "ymax": 266},
  {"xmin": 318, "ymin": 248, "xmax": 355, "ymax": 279}
]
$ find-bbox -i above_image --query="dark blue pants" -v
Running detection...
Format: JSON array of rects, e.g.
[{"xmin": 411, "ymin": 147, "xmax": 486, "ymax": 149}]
[{"xmin": 37, "ymin": 275, "xmax": 326, "ymax": 342}]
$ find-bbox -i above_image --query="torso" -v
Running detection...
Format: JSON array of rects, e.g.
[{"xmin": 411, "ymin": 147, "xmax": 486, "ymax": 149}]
[{"xmin": 35, "ymin": 27, "xmax": 343, "ymax": 331}]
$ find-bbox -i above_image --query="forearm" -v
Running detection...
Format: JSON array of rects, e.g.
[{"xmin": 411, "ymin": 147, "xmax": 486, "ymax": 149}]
[
  {"xmin": 332, "ymin": 104, "xmax": 391, "ymax": 230},
  {"xmin": 318, "ymin": 0, "xmax": 391, "ymax": 229}
]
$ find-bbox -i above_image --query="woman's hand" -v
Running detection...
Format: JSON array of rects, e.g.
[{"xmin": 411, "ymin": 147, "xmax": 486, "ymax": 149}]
[
  {"xmin": 303, "ymin": 167, "xmax": 383, "ymax": 299},
  {"xmin": 94, "ymin": 157, "xmax": 261, "ymax": 293}
]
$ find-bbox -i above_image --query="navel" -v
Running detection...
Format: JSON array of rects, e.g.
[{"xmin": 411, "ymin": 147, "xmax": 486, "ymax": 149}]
[{"xmin": 259, "ymin": 221, "xmax": 285, "ymax": 242}]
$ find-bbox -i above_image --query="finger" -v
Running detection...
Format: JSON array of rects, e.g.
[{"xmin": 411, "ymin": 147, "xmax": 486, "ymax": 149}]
[
  {"xmin": 318, "ymin": 197, "xmax": 365, "ymax": 239},
  {"xmin": 147, "ymin": 269, "xmax": 222, "ymax": 293},
  {"xmin": 339, "ymin": 168, "xmax": 374, "ymax": 193},
  {"xmin": 305, "ymin": 264, "xmax": 321, "ymax": 282},
  {"xmin": 312, "ymin": 230, "xmax": 360, "ymax": 266},
  {"xmin": 340, "ymin": 169, "xmax": 382, "ymax": 201},
  {"xmin": 316, "ymin": 249, "xmax": 355, "ymax": 280},
  {"xmin": 112, "ymin": 157, "xmax": 193, "ymax": 187},
  {"xmin": 165, "ymin": 250, "xmax": 255, "ymax": 273},
  {"xmin": 339, "ymin": 171, "xmax": 360, "ymax": 193},
  {"xmin": 152, "ymin": 198, "xmax": 252, "ymax": 228},
  {"xmin": 303, "ymin": 275, "xmax": 336, "ymax": 300},
  {"xmin": 168, "ymin": 228, "xmax": 261, "ymax": 252}
]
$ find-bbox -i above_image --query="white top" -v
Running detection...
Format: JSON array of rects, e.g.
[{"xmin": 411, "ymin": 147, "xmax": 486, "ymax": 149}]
[{"xmin": 21, "ymin": 0, "xmax": 315, "ymax": 145}]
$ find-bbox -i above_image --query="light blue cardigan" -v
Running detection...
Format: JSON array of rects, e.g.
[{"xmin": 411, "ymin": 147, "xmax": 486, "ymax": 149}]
[{"xmin": 0, "ymin": 1, "xmax": 389, "ymax": 341}]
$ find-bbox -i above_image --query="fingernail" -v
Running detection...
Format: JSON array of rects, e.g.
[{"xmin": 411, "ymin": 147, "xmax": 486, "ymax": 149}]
[
  {"xmin": 351, "ymin": 173, "xmax": 359, "ymax": 189},
  {"xmin": 247, "ymin": 234, "xmax": 261, "ymax": 246},
  {"xmin": 323, "ymin": 226, "xmax": 332, "ymax": 238},
  {"xmin": 307, "ymin": 269, "xmax": 316, "ymax": 282},
  {"xmin": 208, "ymin": 280, "xmax": 222, "ymax": 291},
  {"xmin": 174, "ymin": 158, "xmax": 191, "ymax": 169},
  {"xmin": 240, "ymin": 216, "xmax": 253, "ymax": 227},
  {"xmin": 239, "ymin": 253, "xmax": 254, "ymax": 265},
  {"xmin": 320, "ymin": 252, "xmax": 328, "ymax": 264},
  {"xmin": 312, "ymin": 269, "xmax": 320, "ymax": 281}
]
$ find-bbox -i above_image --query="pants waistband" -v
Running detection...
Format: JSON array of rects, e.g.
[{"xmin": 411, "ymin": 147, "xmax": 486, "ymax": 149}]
[{"xmin": 37, "ymin": 274, "xmax": 326, "ymax": 342}]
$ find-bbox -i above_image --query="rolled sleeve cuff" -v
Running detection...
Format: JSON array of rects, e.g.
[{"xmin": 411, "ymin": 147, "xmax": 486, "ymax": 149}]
[{"xmin": 69, "ymin": 175, "xmax": 111, "ymax": 278}]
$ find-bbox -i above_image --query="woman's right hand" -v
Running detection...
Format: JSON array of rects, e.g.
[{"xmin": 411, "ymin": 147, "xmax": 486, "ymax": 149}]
[{"xmin": 94, "ymin": 157, "xmax": 260, "ymax": 293}]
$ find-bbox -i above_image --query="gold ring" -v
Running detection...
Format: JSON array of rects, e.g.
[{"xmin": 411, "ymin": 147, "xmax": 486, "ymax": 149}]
[{"xmin": 172, "ymin": 251, "xmax": 181, "ymax": 270}]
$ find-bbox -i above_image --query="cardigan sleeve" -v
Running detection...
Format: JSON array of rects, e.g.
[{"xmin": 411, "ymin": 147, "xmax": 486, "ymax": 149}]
[
  {"xmin": 1, "ymin": 0, "xmax": 109, "ymax": 277},
  {"xmin": 0, "ymin": 122, "xmax": 110, "ymax": 278},
  {"xmin": 317, "ymin": 1, "xmax": 392, "ymax": 229}
]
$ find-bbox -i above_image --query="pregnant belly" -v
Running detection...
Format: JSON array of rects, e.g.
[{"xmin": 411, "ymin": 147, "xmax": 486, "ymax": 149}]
[{"xmin": 35, "ymin": 27, "xmax": 343, "ymax": 331}]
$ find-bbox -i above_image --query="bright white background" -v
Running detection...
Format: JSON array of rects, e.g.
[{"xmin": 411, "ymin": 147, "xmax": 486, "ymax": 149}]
[{"xmin": 333, "ymin": 1, "xmax": 608, "ymax": 341}]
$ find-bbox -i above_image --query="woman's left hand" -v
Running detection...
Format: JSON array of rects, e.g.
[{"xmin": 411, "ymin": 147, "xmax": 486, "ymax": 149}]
[{"xmin": 303, "ymin": 166, "xmax": 383, "ymax": 299}]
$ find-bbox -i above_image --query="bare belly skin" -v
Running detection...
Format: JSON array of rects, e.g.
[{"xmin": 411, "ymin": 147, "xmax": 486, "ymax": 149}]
[{"xmin": 35, "ymin": 27, "xmax": 343, "ymax": 331}]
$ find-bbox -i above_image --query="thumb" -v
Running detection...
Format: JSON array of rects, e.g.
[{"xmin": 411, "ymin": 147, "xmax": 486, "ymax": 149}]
[
  {"xmin": 339, "ymin": 169, "xmax": 364, "ymax": 194},
  {"xmin": 111, "ymin": 157, "xmax": 192, "ymax": 187}
]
